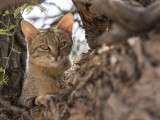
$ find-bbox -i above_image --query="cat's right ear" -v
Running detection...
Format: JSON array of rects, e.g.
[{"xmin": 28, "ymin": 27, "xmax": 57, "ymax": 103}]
[
  {"xmin": 56, "ymin": 13, "xmax": 74, "ymax": 36},
  {"xmin": 21, "ymin": 20, "xmax": 40, "ymax": 43}
]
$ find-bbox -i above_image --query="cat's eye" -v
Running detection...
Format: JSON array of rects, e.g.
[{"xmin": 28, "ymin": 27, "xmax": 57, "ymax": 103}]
[
  {"xmin": 58, "ymin": 42, "xmax": 66, "ymax": 48},
  {"xmin": 40, "ymin": 45, "xmax": 50, "ymax": 50}
]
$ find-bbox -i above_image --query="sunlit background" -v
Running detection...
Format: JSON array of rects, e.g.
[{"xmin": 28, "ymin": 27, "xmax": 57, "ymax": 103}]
[{"xmin": 22, "ymin": 0, "xmax": 89, "ymax": 59}]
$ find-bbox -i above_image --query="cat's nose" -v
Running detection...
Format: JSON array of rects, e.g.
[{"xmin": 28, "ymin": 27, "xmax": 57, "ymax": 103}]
[{"xmin": 51, "ymin": 48, "xmax": 58, "ymax": 60}]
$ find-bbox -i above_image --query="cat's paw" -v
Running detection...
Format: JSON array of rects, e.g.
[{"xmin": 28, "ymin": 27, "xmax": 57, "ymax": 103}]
[{"xmin": 35, "ymin": 94, "xmax": 55, "ymax": 106}]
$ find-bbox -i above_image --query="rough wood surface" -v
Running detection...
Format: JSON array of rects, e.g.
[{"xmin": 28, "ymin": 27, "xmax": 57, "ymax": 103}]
[
  {"xmin": 135, "ymin": 0, "xmax": 156, "ymax": 6},
  {"xmin": 0, "ymin": 0, "xmax": 44, "ymax": 105},
  {"xmin": 77, "ymin": 0, "xmax": 160, "ymax": 46},
  {"xmin": 72, "ymin": 0, "xmax": 109, "ymax": 49},
  {"xmin": 0, "ymin": 0, "xmax": 160, "ymax": 120},
  {"xmin": 0, "ymin": 12, "xmax": 26, "ymax": 104}
]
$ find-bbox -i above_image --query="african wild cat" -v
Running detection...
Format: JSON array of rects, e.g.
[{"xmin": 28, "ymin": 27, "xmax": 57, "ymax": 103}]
[{"xmin": 19, "ymin": 13, "xmax": 74, "ymax": 107}]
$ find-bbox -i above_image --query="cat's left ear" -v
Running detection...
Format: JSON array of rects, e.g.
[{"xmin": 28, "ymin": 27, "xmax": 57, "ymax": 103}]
[
  {"xmin": 21, "ymin": 20, "xmax": 40, "ymax": 43},
  {"xmin": 56, "ymin": 13, "xmax": 74, "ymax": 36}
]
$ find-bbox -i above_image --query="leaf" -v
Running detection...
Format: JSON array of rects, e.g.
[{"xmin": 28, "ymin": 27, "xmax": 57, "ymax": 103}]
[
  {"xmin": 8, "ymin": 24, "xmax": 16, "ymax": 30},
  {"xmin": 25, "ymin": 5, "xmax": 34, "ymax": 14},
  {"xmin": 0, "ymin": 29, "xmax": 11, "ymax": 35},
  {"xmin": 21, "ymin": 3, "xmax": 28, "ymax": 10},
  {"xmin": 3, "ymin": 10, "xmax": 10, "ymax": 16},
  {"xmin": 0, "ymin": 67, "xmax": 4, "ymax": 73},
  {"xmin": 14, "ymin": 6, "xmax": 21, "ymax": 18}
]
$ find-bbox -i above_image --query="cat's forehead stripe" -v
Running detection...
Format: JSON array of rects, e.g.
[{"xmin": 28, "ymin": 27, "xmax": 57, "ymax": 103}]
[
  {"xmin": 40, "ymin": 29, "xmax": 55, "ymax": 44},
  {"xmin": 37, "ymin": 29, "xmax": 70, "ymax": 47}
]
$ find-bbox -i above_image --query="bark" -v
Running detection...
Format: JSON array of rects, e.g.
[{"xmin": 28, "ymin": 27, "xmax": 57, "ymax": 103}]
[
  {"xmin": 0, "ymin": 0, "xmax": 44, "ymax": 10},
  {"xmin": 72, "ymin": 0, "xmax": 110, "ymax": 49},
  {"xmin": 0, "ymin": 0, "xmax": 160, "ymax": 120},
  {"xmin": 0, "ymin": 0, "xmax": 44, "ymax": 104},
  {"xmin": 82, "ymin": 0, "xmax": 160, "ymax": 46},
  {"xmin": 0, "ymin": 9, "xmax": 26, "ymax": 104}
]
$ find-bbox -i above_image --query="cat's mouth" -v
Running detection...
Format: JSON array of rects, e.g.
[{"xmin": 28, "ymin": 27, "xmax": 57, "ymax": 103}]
[
  {"xmin": 50, "ymin": 56, "xmax": 67, "ymax": 65},
  {"xmin": 48, "ymin": 56, "xmax": 70, "ymax": 68}
]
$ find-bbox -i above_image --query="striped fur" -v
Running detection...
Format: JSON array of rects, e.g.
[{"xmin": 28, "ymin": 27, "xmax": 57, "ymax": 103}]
[{"xmin": 19, "ymin": 14, "xmax": 73, "ymax": 107}]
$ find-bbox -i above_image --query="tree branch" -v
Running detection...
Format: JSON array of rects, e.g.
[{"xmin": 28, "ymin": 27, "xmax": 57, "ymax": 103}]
[{"xmin": 77, "ymin": 0, "xmax": 160, "ymax": 46}]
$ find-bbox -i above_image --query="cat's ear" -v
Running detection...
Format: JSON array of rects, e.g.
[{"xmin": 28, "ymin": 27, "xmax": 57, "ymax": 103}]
[
  {"xmin": 56, "ymin": 13, "xmax": 74, "ymax": 36},
  {"xmin": 21, "ymin": 20, "xmax": 40, "ymax": 43}
]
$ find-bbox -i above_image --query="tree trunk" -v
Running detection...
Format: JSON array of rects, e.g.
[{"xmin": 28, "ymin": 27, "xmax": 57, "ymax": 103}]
[
  {"xmin": 0, "ymin": 8, "xmax": 26, "ymax": 104},
  {"xmin": 0, "ymin": 0, "xmax": 160, "ymax": 120}
]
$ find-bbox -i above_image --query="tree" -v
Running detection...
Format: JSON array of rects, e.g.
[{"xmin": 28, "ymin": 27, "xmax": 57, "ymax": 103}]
[{"xmin": 0, "ymin": 0, "xmax": 160, "ymax": 120}]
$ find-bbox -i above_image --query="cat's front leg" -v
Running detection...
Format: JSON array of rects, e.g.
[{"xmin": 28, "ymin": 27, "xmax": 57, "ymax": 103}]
[
  {"xmin": 35, "ymin": 94, "xmax": 55, "ymax": 106},
  {"xmin": 19, "ymin": 95, "xmax": 36, "ymax": 108}
]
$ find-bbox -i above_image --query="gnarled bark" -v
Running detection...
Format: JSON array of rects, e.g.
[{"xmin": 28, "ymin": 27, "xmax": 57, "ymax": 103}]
[
  {"xmin": 0, "ymin": 0, "xmax": 160, "ymax": 120},
  {"xmin": 78, "ymin": 0, "xmax": 160, "ymax": 45},
  {"xmin": 72, "ymin": 0, "xmax": 110, "ymax": 49}
]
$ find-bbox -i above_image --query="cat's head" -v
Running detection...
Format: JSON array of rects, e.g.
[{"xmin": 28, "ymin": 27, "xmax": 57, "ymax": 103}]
[{"xmin": 21, "ymin": 13, "xmax": 74, "ymax": 70}]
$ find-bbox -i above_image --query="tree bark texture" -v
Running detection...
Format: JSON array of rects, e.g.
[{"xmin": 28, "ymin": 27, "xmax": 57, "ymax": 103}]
[
  {"xmin": 0, "ymin": 10, "xmax": 26, "ymax": 104},
  {"xmin": 72, "ymin": 0, "xmax": 110, "ymax": 49},
  {"xmin": 0, "ymin": 0, "xmax": 44, "ymax": 104},
  {"xmin": 0, "ymin": 0, "xmax": 160, "ymax": 120}
]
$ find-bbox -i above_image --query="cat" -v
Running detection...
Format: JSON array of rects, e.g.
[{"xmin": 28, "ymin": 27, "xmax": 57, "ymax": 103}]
[{"xmin": 19, "ymin": 13, "xmax": 74, "ymax": 107}]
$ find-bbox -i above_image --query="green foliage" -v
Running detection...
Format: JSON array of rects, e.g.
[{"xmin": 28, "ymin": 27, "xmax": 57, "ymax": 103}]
[
  {"xmin": 0, "ymin": 67, "xmax": 9, "ymax": 85},
  {"xmin": 25, "ymin": 5, "xmax": 34, "ymax": 14},
  {"xmin": 0, "ymin": 3, "xmax": 48, "ymax": 84},
  {"xmin": 0, "ymin": 24, "xmax": 16, "ymax": 36},
  {"xmin": 0, "ymin": 67, "xmax": 4, "ymax": 73},
  {"xmin": 3, "ymin": 10, "xmax": 10, "ymax": 16},
  {"xmin": 8, "ymin": 24, "xmax": 16, "ymax": 31},
  {"xmin": 0, "ymin": 29, "xmax": 11, "ymax": 36},
  {"xmin": 14, "ymin": 7, "xmax": 22, "ymax": 18},
  {"xmin": 2, "ymin": 3, "xmax": 37, "ymax": 18},
  {"xmin": 0, "ymin": 5, "xmax": 21, "ymax": 83}
]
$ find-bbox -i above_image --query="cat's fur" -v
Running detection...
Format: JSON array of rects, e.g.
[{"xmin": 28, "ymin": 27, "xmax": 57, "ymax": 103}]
[{"xmin": 19, "ymin": 13, "xmax": 74, "ymax": 107}]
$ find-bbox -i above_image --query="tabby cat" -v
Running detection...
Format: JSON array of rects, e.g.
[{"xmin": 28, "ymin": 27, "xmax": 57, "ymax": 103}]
[{"xmin": 19, "ymin": 13, "xmax": 74, "ymax": 107}]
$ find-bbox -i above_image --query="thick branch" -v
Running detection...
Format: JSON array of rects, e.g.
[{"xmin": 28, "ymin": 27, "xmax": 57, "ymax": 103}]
[
  {"xmin": 86, "ymin": 0, "xmax": 160, "ymax": 32},
  {"xmin": 75, "ymin": 0, "xmax": 160, "ymax": 46},
  {"xmin": 72, "ymin": 0, "xmax": 109, "ymax": 49}
]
